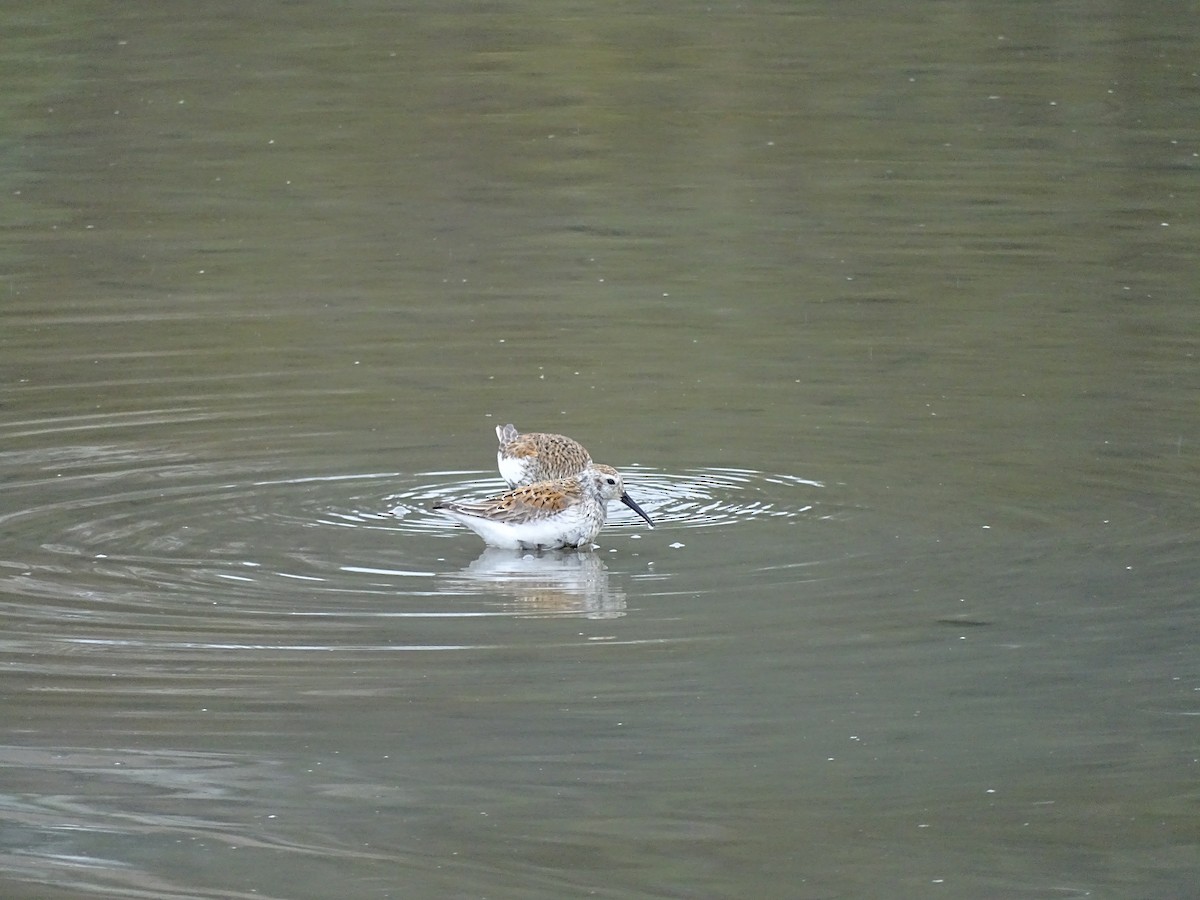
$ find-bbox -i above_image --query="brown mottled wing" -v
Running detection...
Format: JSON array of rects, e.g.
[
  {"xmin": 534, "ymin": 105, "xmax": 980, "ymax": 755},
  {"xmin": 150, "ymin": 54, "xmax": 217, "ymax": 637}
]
[
  {"xmin": 503, "ymin": 431, "xmax": 591, "ymax": 463},
  {"xmin": 507, "ymin": 434, "xmax": 541, "ymax": 460},
  {"xmin": 538, "ymin": 432, "xmax": 590, "ymax": 463},
  {"xmin": 447, "ymin": 479, "xmax": 581, "ymax": 523}
]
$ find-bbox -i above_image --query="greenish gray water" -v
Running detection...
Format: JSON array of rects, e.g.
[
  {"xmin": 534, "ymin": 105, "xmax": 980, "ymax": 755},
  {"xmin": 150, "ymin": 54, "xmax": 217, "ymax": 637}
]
[{"xmin": 2, "ymin": 2, "xmax": 1197, "ymax": 898}]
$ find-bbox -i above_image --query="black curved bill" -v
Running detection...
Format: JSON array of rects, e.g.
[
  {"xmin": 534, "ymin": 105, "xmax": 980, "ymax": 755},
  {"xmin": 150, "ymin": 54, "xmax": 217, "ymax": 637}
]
[{"xmin": 620, "ymin": 492, "xmax": 654, "ymax": 528}]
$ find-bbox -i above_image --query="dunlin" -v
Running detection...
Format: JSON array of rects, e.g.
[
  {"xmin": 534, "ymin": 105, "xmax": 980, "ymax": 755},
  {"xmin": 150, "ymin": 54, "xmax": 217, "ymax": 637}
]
[
  {"xmin": 495, "ymin": 423, "xmax": 592, "ymax": 488},
  {"xmin": 433, "ymin": 464, "xmax": 654, "ymax": 550}
]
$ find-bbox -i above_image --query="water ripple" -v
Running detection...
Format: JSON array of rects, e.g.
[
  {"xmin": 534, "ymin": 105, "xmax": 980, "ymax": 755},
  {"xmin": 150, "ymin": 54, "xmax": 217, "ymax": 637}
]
[
  {"xmin": 1, "ymin": 453, "xmax": 824, "ymax": 631},
  {"xmin": 377, "ymin": 465, "xmax": 824, "ymax": 535}
]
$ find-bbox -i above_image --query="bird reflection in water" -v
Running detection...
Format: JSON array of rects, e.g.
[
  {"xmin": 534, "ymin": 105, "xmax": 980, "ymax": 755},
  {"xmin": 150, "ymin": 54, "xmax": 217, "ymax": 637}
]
[{"xmin": 438, "ymin": 548, "xmax": 626, "ymax": 619}]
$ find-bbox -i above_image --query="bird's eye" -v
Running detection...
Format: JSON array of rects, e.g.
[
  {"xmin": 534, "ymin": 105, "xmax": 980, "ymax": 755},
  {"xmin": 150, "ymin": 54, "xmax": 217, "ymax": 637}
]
[{"xmin": 606, "ymin": 477, "xmax": 616, "ymax": 485}]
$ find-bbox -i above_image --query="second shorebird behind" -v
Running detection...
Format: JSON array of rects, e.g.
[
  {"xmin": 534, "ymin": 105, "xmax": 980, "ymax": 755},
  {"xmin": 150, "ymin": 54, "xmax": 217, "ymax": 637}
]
[
  {"xmin": 433, "ymin": 464, "xmax": 654, "ymax": 550},
  {"xmin": 495, "ymin": 423, "xmax": 592, "ymax": 488}
]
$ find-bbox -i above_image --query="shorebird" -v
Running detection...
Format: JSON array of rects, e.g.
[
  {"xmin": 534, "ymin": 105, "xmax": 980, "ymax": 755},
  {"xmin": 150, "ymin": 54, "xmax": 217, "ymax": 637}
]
[
  {"xmin": 434, "ymin": 464, "xmax": 653, "ymax": 550},
  {"xmin": 495, "ymin": 423, "xmax": 592, "ymax": 488}
]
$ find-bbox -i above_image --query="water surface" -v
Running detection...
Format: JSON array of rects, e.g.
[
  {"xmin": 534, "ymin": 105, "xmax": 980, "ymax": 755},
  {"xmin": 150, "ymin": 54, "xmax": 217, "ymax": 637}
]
[{"xmin": 2, "ymin": 2, "xmax": 1197, "ymax": 898}]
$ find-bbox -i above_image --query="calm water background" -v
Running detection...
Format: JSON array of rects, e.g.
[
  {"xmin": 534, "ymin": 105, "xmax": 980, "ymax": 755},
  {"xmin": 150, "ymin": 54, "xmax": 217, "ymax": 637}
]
[{"xmin": 2, "ymin": 2, "xmax": 1197, "ymax": 898}]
